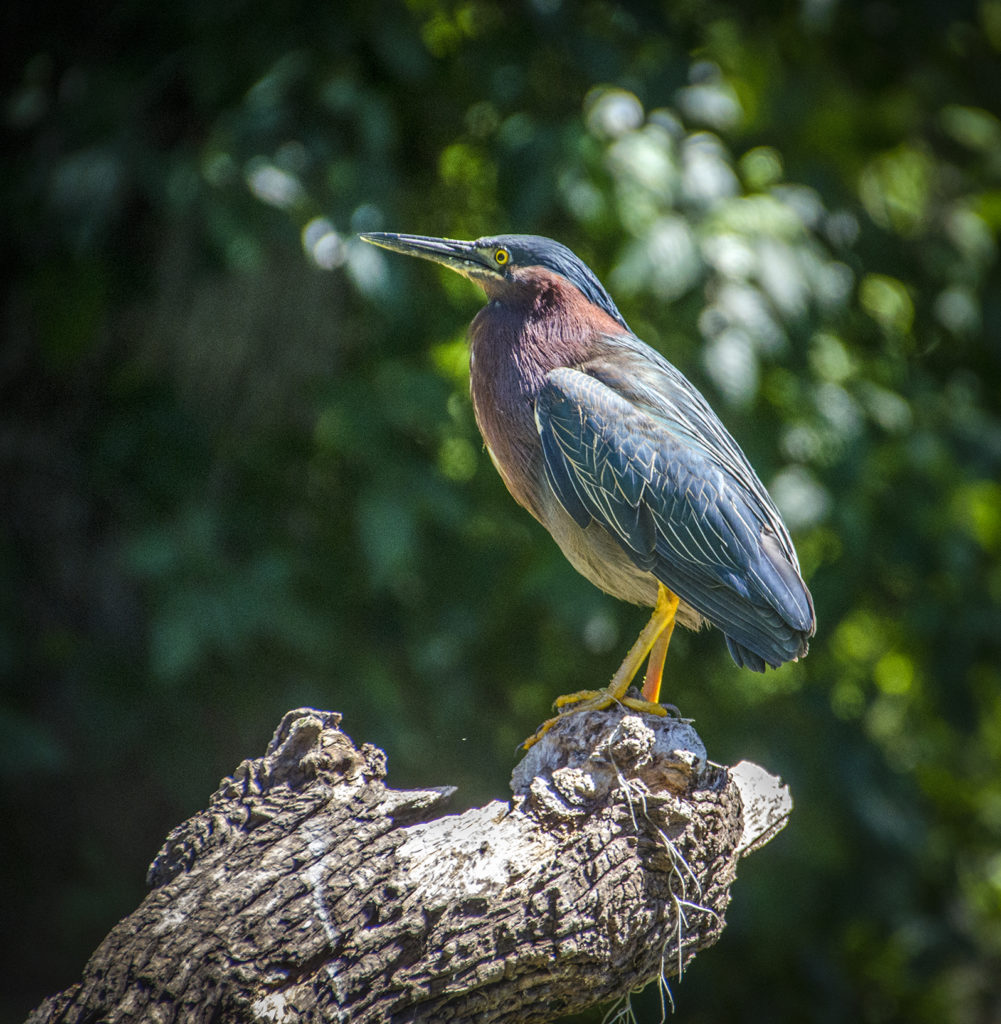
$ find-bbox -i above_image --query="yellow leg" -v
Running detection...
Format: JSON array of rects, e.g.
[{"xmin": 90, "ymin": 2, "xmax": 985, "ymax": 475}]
[
  {"xmin": 524, "ymin": 585, "xmax": 680, "ymax": 748},
  {"xmin": 641, "ymin": 597, "xmax": 677, "ymax": 703}
]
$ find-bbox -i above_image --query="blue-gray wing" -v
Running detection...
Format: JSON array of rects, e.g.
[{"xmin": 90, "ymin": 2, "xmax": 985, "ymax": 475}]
[{"xmin": 535, "ymin": 358, "xmax": 815, "ymax": 671}]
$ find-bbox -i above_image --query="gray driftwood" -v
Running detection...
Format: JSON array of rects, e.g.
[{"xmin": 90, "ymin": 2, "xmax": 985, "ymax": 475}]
[{"xmin": 27, "ymin": 706, "xmax": 791, "ymax": 1024}]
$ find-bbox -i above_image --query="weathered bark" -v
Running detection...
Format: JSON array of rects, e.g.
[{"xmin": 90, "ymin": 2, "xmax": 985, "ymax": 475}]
[{"xmin": 27, "ymin": 706, "xmax": 791, "ymax": 1024}]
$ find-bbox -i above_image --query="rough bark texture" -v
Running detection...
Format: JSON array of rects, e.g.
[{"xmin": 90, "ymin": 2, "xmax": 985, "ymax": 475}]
[{"xmin": 27, "ymin": 706, "xmax": 791, "ymax": 1024}]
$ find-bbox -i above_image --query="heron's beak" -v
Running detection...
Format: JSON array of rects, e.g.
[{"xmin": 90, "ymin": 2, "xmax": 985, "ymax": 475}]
[{"xmin": 359, "ymin": 232, "xmax": 494, "ymax": 279}]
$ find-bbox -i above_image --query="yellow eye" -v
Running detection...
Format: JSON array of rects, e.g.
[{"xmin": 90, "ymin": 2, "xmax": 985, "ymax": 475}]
[{"xmin": 494, "ymin": 247, "xmax": 510, "ymax": 266}]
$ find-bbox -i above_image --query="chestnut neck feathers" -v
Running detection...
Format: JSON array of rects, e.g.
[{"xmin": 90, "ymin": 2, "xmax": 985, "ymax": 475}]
[{"xmin": 468, "ymin": 265, "xmax": 626, "ymax": 518}]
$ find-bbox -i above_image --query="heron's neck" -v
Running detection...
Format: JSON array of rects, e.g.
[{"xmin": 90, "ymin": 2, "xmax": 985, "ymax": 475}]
[
  {"xmin": 467, "ymin": 271, "xmax": 623, "ymax": 518},
  {"xmin": 471, "ymin": 269, "xmax": 620, "ymax": 391}
]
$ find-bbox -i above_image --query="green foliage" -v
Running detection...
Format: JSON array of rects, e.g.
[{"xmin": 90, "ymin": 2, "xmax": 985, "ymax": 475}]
[{"xmin": 3, "ymin": 0, "xmax": 1000, "ymax": 1020}]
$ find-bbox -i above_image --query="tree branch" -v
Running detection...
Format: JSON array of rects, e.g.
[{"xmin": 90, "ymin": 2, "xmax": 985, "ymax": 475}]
[{"xmin": 27, "ymin": 706, "xmax": 791, "ymax": 1024}]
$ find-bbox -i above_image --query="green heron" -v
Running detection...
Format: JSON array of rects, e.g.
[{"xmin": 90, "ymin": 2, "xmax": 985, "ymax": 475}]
[{"xmin": 360, "ymin": 232, "xmax": 815, "ymax": 739}]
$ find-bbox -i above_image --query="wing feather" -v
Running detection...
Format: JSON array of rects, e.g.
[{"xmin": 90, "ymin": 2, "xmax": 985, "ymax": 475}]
[{"xmin": 535, "ymin": 356, "xmax": 815, "ymax": 669}]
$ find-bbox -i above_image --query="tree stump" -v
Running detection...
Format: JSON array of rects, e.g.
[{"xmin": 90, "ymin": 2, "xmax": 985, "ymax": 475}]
[{"xmin": 27, "ymin": 706, "xmax": 791, "ymax": 1024}]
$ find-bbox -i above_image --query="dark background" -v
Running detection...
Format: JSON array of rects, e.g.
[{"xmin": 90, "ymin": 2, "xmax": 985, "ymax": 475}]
[{"xmin": 4, "ymin": 1, "xmax": 1001, "ymax": 1021}]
